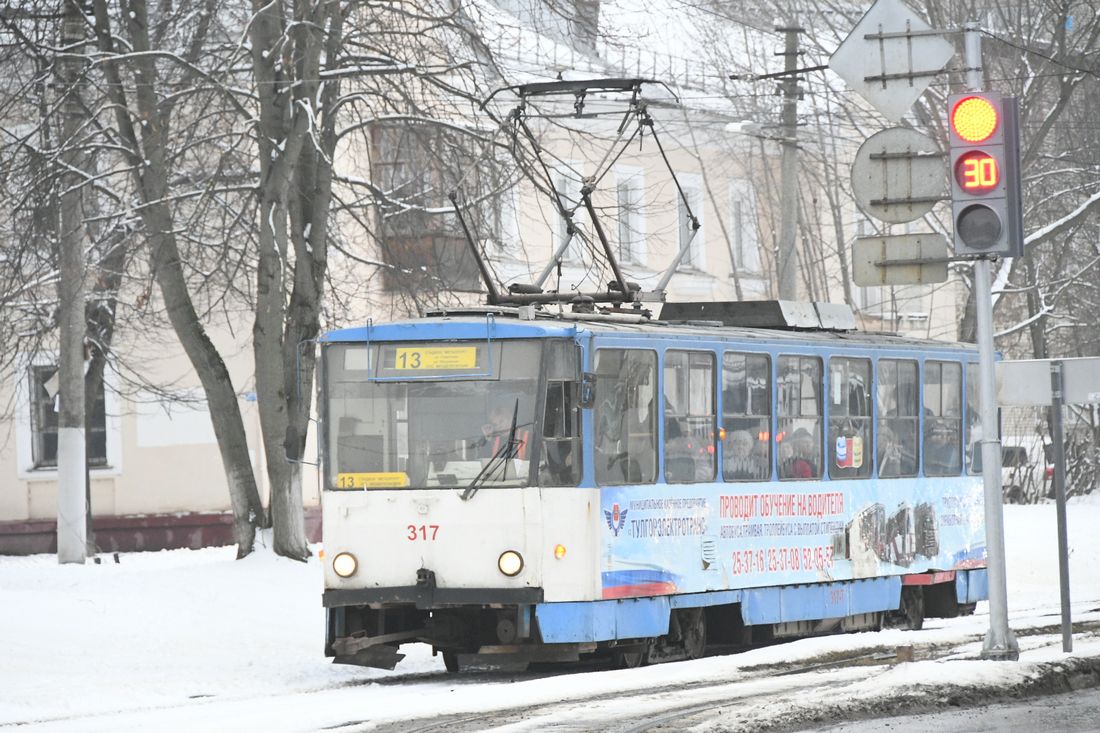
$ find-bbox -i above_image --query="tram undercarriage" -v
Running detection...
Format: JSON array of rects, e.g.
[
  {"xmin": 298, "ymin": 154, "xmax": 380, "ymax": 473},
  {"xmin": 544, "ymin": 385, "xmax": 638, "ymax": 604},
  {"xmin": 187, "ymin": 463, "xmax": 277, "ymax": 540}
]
[{"xmin": 325, "ymin": 573, "xmax": 976, "ymax": 672}]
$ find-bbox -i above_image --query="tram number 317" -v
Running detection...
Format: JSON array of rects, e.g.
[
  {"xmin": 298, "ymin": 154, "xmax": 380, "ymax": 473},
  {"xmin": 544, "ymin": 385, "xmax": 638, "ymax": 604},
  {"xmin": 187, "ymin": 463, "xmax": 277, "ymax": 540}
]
[{"xmin": 407, "ymin": 524, "xmax": 440, "ymax": 541}]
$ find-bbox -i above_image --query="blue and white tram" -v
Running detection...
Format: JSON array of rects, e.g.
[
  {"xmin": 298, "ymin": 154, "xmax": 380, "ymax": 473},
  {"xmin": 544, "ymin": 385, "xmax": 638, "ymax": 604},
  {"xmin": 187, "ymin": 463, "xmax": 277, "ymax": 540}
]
[{"xmin": 319, "ymin": 305, "xmax": 988, "ymax": 670}]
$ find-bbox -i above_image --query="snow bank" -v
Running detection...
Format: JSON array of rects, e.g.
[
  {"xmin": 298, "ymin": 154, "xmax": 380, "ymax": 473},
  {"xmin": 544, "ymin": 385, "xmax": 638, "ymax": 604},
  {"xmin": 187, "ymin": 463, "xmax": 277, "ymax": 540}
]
[{"xmin": 0, "ymin": 538, "xmax": 439, "ymax": 726}]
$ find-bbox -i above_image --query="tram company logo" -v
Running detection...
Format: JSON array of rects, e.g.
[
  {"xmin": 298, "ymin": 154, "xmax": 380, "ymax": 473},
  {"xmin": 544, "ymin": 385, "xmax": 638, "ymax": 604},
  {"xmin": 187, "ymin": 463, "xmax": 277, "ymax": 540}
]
[{"xmin": 604, "ymin": 503, "xmax": 628, "ymax": 537}]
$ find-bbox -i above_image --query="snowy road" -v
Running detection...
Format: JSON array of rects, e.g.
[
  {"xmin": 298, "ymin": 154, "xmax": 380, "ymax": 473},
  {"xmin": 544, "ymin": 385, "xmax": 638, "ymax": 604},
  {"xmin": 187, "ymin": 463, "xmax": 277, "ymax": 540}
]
[
  {"xmin": 10, "ymin": 609, "xmax": 1100, "ymax": 733},
  {"xmin": 814, "ymin": 687, "xmax": 1100, "ymax": 733},
  {"xmin": 2, "ymin": 501, "xmax": 1099, "ymax": 732}
]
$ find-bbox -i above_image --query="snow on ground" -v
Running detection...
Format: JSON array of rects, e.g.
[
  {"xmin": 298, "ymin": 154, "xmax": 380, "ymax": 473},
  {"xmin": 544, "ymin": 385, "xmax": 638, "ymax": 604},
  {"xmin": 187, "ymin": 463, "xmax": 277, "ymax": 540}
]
[{"xmin": 2, "ymin": 500, "xmax": 1099, "ymax": 732}]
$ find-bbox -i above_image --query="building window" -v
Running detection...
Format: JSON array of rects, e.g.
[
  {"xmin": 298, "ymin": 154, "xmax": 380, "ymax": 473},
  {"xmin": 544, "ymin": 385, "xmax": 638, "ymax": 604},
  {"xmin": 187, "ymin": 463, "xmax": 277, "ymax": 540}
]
[
  {"xmin": 495, "ymin": 187, "xmax": 521, "ymax": 254},
  {"xmin": 853, "ymin": 219, "xmax": 886, "ymax": 313},
  {"xmin": 29, "ymin": 365, "xmax": 107, "ymax": 469},
  {"xmin": 554, "ymin": 169, "xmax": 585, "ymax": 262},
  {"xmin": 616, "ymin": 171, "xmax": 645, "ymax": 265},
  {"xmin": 370, "ymin": 122, "xmax": 481, "ymax": 292},
  {"xmin": 728, "ymin": 181, "xmax": 761, "ymax": 273},
  {"xmin": 677, "ymin": 180, "xmax": 704, "ymax": 269}
]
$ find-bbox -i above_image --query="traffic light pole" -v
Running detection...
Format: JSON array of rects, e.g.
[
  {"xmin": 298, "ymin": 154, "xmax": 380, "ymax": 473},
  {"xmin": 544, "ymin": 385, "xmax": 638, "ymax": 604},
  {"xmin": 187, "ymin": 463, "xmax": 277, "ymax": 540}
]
[
  {"xmin": 965, "ymin": 23, "xmax": 1019, "ymax": 661},
  {"xmin": 974, "ymin": 258, "xmax": 1019, "ymax": 660}
]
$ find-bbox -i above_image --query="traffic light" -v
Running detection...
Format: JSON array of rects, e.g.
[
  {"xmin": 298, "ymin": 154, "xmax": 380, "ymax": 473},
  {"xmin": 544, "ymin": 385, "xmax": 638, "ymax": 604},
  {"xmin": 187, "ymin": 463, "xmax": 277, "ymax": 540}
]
[{"xmin": 947, "ymin": 92, "xmax": 1024, "ymax": 257}]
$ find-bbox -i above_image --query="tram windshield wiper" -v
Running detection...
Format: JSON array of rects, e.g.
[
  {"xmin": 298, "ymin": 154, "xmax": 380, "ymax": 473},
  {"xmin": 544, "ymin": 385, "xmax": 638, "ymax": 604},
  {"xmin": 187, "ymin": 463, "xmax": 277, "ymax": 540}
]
[{"xmin": 461, "ymin": 399, "xmax": 521, "ymax": 501}]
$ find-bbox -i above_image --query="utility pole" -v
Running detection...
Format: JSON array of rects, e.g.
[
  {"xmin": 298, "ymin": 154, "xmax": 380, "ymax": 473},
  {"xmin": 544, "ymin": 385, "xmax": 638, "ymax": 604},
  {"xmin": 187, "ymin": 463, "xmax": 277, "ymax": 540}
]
[
  {"xmin": 57, "ymin": 0, "xmax": 87, "ymax": 564},
  {"xmin": 776, "ymin": 22, "xmax": 802, "ymax": 300}
]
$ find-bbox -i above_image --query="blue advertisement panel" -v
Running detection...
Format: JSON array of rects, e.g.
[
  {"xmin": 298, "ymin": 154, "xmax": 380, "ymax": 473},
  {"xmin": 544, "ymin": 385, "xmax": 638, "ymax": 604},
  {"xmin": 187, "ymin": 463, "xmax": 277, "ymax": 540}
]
[{"xmin": 600, "ymin": 477, "xmax": 986, "ymax": 599}]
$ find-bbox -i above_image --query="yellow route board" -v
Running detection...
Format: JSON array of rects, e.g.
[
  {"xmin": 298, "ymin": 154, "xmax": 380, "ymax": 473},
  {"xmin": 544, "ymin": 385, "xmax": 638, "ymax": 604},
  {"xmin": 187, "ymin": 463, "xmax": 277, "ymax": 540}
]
[{"xmin": 393, "ymin": 346, "xmax": 477, "ymax": 370}]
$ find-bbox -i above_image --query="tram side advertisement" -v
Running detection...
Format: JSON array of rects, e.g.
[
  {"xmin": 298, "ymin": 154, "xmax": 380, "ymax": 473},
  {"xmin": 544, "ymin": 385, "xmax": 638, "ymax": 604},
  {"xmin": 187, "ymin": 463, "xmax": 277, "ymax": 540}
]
[{"xmin": 599, "ymin": 479, "xmax": 986, "ymax": 599}]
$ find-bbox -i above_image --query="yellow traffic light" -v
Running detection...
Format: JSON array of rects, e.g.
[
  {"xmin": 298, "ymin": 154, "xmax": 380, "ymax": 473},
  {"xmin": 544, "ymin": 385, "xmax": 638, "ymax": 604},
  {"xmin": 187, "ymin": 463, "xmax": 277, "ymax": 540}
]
[
  {"xmin": 947, "ymin": 92, "xmax": 1023, "ymax": 257},
  {"xmin": 951, "ymin": 96, "xmax": 999, "ymax": 144}
]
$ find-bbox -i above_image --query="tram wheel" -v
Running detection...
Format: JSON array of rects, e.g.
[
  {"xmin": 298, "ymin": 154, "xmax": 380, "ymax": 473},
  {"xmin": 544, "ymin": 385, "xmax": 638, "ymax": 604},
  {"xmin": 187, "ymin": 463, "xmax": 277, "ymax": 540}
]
[{"xmin": 677, "ymin": 608, "xmax": 707, "ymax": 660}]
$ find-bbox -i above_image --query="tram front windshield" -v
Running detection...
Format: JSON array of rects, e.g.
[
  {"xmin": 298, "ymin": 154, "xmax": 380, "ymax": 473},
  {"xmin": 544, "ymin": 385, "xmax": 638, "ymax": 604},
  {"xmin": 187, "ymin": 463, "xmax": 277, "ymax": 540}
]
[{"xmin": 324, "ymin": 340, "xmax": 541, "ymax": 490}]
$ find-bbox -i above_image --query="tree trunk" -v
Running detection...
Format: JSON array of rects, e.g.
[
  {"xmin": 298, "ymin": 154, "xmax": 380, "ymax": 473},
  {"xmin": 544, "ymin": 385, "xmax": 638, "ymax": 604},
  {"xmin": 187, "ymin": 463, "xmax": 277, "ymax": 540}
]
[
  {"xmin": 249, "ymin": 0, "xmax": 343, "ymax": 560},
  {"xmin": 90, "ymin": 0, "xmax": 265, "ymax": 556},
  {"xmin": 249, "ymin": 0, "xmax": 312, "ymax": 560},
  {"xmin": 147, "ymin": 204, "xmax": 266, "ymax": 557}
]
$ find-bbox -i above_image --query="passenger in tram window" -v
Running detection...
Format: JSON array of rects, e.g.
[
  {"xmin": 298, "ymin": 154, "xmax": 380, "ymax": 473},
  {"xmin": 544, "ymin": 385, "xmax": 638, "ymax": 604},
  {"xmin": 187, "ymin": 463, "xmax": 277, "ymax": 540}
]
[
  {"xmin": 752, "ymin": 437, "xmax": 769, "ymax": 475},
  {"xmin": 879, "ymin": 423, "xmax": 918, "ymax": 477},
  {"xmin": 878, "ymin": 426, "xmax": 903, "ymax": 477},
  {"xmin": 925, "ymin": 420, "xmax": 960, "ymax": 475},
  {"xmin": 780, "ymin": 428, "xmax": 817, "ymax": 479},
  {"xmin": 725, "ymin": 429, "xmax": 765, "ymax": 480}
]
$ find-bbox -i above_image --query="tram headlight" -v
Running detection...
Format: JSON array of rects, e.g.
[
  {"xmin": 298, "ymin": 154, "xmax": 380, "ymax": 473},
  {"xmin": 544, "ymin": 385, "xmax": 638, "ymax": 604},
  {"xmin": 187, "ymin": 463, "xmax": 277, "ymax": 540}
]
[
  {"xmin": 497, "ymin": 550, "xmax": 524, "ymax": 577},
  {"xmin": 332, "ymin": 552, "xmax": 358, "ymax": 578}
]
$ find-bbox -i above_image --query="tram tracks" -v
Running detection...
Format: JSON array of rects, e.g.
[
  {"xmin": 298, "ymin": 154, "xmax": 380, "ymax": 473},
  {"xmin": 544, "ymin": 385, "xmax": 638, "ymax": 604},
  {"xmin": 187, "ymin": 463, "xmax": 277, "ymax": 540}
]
[
  {"xmin": 346, "ymin": 615, "xmax": 1100, "ymax": 733},
  {"xmin": 343, "ymin": 644, "xmax": 931, "ymax": 732}
]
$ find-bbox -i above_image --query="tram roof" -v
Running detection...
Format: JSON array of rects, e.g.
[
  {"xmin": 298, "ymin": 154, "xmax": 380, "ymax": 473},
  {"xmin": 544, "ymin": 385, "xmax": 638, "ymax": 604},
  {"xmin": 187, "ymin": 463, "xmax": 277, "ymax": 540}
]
[{"xmin": 321, "ymin": 306, "xmax": 977, "ymax": 356}]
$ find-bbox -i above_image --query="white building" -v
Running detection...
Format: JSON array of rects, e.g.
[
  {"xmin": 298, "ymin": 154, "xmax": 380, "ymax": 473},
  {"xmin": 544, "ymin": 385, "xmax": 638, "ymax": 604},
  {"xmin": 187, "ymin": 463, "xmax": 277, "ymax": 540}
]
[{"xmin": 0, "ymin": 0, "xmax": 962, "ymax": 554}]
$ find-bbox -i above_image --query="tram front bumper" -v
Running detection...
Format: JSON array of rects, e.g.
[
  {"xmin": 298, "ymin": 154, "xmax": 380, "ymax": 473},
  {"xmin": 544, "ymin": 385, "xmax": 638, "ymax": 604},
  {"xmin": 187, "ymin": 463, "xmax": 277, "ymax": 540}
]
[{"xmin": 323, "ymin": 569, "xmax": 544, "ymax": 609}]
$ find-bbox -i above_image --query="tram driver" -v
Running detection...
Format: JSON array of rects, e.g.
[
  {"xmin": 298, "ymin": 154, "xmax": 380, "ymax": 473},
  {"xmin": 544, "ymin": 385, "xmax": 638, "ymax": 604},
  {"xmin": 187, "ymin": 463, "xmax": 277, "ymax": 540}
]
[{"xmin": 480, "ymin": 403, "xmax": 529, "ymax": 460}]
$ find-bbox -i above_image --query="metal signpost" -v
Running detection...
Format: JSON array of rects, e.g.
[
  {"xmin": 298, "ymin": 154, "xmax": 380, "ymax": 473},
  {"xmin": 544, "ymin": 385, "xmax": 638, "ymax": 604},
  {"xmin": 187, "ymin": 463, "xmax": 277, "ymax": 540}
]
[
  {"xmin": 958, "ymin": 24, "xmax": 1018, "ymax": 661},
  {"xmin": 998, "ymin": 357, "xmax": 1100, "ymax": 653},
  {"xmin": 833, "ymin": 0, "xmax": 1023, "ymax": 659}
]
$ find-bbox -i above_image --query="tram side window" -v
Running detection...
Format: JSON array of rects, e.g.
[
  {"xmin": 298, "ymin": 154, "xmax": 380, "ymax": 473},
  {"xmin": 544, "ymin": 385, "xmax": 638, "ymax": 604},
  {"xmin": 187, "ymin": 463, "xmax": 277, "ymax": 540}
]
[
  {"xmin": 828, "ymin": 357, "xmax": 872, "ymax": 479},
  {"xmin": 924, "ymin": 361, "xmax": 963, "ymax": 476},
  {"xmin": 594, "ymin": 349, "xmax": 657, "ymax": 485},
  {"xmin": 966, "ymin": 363, "xmax": 982, "ymax": 474},
  {"xmin": 663, "ymin": 351, "xmax": 716, "ymax": 483},
  {"xmin": 722, "ymin": 352, "xmax": 771, "ymax": 481},
  {"xmin": 540, "ymin": 341, "xmax": 582, "ymax": 486},
  {"xmin": 777, "ymin": 355, "xmax": 823, "ymax": 480},
  {"xmin": 877, "ymin": 359, "xmax": 919, "ymax": 478}
]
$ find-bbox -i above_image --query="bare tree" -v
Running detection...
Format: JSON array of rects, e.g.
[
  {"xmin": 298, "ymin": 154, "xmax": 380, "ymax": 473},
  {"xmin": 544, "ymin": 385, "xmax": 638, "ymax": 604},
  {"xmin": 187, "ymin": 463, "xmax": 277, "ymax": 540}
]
[{"xmin": 3, "ymin": 0, "xmax": 550, "ymax": 559}]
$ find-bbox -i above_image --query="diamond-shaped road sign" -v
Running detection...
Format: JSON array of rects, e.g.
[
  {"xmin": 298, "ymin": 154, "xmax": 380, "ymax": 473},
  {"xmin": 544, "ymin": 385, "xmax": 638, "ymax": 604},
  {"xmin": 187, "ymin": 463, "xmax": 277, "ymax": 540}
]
[{"xmin": 829, "ymin": 0, "xmax": 955, "ymax": 122}]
